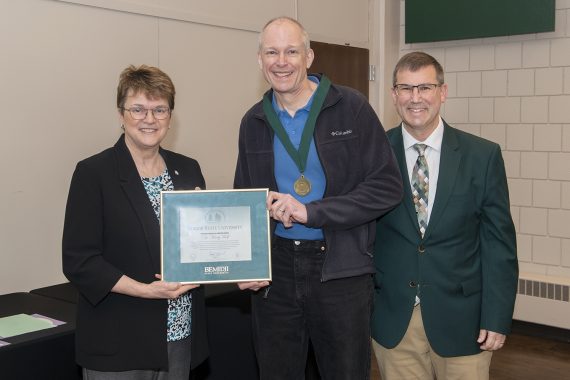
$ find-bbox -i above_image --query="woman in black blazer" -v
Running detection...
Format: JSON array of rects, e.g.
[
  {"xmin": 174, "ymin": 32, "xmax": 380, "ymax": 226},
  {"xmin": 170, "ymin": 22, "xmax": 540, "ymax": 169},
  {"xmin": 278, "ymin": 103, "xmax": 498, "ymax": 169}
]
[{"xmin": 63, "ymin": 65, "xmax": 208, "ymax": 379}]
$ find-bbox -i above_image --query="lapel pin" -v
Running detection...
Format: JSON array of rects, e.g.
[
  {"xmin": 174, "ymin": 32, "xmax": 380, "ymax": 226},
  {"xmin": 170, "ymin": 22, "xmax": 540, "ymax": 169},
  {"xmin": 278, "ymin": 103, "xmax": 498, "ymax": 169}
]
[{"xmin": 174, "ymin": 170, "xmax": 179, "ymax": 175}]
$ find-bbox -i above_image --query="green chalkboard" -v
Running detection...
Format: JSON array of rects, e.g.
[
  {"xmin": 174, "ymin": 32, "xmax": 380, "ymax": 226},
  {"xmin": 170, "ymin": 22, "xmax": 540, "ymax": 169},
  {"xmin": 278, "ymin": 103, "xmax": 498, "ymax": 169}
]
[{"xmin": 405, "ymin": 0, "xmax": 555, "ymax": 43}]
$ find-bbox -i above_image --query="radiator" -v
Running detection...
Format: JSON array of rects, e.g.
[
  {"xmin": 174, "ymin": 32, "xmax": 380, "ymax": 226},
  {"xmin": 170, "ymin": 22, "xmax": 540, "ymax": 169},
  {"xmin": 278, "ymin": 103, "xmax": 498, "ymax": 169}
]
[{"xmin": 513, "ymin": 272, "xmax": 570, "ymax": 329}]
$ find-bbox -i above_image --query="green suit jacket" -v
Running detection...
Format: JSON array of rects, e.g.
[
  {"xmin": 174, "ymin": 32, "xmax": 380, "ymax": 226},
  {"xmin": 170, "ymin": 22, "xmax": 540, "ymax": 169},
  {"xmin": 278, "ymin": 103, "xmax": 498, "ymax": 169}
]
[{"xmin": 371, "ymin": 121, "xmax": 518, "ymax": 357}]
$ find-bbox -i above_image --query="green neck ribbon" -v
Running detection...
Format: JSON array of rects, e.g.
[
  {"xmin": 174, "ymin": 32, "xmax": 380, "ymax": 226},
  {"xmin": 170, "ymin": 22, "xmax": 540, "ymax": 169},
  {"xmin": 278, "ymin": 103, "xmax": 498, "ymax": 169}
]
[{"xmin": 262, "ymin": 75, "xmax": 331, "ymax": 174}]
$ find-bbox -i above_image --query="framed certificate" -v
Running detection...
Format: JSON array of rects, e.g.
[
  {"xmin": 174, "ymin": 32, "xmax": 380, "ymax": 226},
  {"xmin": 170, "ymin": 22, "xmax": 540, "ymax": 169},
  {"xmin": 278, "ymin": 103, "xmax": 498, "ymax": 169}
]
[{"xmin": 161, "ymin": 189, "xmax": 271, "ymax": 284}]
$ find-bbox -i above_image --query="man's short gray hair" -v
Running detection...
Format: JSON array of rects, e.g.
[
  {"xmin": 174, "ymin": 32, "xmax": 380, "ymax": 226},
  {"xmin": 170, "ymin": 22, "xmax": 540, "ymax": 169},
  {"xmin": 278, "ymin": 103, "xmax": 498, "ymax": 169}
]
[{"xmin": 258, "ymin": 16, "xmax": 311, "ymax": 52}]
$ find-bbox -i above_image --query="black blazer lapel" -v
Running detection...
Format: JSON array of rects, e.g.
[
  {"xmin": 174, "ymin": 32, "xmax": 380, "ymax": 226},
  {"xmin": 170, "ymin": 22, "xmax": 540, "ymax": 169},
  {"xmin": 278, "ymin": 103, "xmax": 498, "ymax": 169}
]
[
  {"xmin": 423, "ymin": 122, "xmax": 461, "ymax": 240},
  {"xmin": 160, "ymin": 148, "xmax": 206, "ymax": 191},
  {"xmin": 114, "ymin": 136, "xmax": 161, "ymax": 271}
]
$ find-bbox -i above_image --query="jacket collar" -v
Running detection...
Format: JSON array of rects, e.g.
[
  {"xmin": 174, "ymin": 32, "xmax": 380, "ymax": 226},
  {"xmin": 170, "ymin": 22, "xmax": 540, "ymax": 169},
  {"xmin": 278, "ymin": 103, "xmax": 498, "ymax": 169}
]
[
  {"xmin": 252, "ymin": 73, "xmax": 343, "ymax": 120},
  {"xmin": 425, "ymin": 120, "xmax": 460, "ymax": 239}
]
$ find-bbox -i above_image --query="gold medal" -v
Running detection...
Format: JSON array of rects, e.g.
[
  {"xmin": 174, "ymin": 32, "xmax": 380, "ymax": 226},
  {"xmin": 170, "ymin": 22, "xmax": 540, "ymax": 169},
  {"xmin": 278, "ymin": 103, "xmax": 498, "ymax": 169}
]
[{"xmin": 294, "ymin": 175, "xmax": 311, "ymax": 196}]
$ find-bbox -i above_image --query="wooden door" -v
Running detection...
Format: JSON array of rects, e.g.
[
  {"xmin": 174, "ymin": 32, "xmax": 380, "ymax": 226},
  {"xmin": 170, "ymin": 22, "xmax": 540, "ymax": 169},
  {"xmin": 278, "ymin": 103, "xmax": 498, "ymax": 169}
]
[{"xmin": 310, "ymin": 41, "xmax": 369, "ymax": 99}]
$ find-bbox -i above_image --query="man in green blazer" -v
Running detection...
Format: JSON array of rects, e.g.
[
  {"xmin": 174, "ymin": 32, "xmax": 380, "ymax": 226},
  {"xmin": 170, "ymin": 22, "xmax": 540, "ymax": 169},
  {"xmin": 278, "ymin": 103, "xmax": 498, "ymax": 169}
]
[{"xmin": 371, "ymin": 52, "xmax": 518, "ymax": 380}]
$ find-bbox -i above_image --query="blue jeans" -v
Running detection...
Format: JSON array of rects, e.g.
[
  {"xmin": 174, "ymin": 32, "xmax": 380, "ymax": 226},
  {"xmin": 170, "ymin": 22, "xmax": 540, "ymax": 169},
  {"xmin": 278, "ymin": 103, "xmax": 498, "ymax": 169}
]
[{"xmin": 252, "ymin": 237, "xmax": 373, "ymax": 380}]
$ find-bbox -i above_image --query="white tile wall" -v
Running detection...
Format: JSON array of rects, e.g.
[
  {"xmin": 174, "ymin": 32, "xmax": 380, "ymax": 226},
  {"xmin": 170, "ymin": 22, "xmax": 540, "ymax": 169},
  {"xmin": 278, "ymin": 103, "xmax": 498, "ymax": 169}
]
[
  {"xmin": 457, "ymin": 72, "xmax": 482, "ymax": 97},
  {"xmin": 468, "ymin": 98, "xmax": 494, "ymax": 123},
  {"xmin": 399, "ymin": 0, "xmax": 570, "ymax": 280},
  {"xmin": 482, "ymin": 71, "xmax": 508, "ymax": 96},
  {"xmin": 551, "ymin": 38, "xmax": 570, "ymax": 66},
  {"xmin": 507, "ymin": 124, "xmax": 534, "ymax": 150},
  {"xmin": 508, "ymin": 179, "xmax": 533, "ymax": 206},
  {"xmin": 496, "ymin": 42, "xmax": 522, "ymax": 69},
  {"xmin": 520, "ymin": 207, "xmax": 548, "ymax": 235},
  {"xmin": 522, "ymin": 40, "xmax": 550, "ymax": 68},
  {"xmin": 481, "ymin": 124, "xmax": 506, "ymax": 148},
  {"xmin": 495, "ymin": 97, "xmax": 521, "ymax": 123},
  {"xmin": 503, "ymin": 151, "xmax": 521, "ymax": 177},
  {"xmin": 534, "ymin": 124, "xmax": 562, "ymax": 151},
  {"xmin": 533, "ymin": 236, "xmax": 562, "ymax": 265},
  {"xmin": 533, "ymin": 180, "xmax": 561, "ymax": 208},
  {"xmin": 563, "ymin": 124, "xmax": 570, "ymax": 151},
  {"xmin": 521, "ymin": 97, "xmax": 549, "ymax": 123},
  {"xmin": 518, "ymin": 261, "xmax": 548, "ymax": 276},
  {"xmin": 445, "ymin": 47, "xmax": 470, "ymax": 71},
  {"xmin": 517, "ymin": 234, "xmax": 533, "ymax": 262},
  {"xmin": 549, "ymin": 209, "xmax": 570, "ymax": 238},
  {"xmin": 563, "ymin": 182, "xmax": 570, "ymax": 209},
  {"xmin": 508, "ymin": 69, "xmax": 535, "ymax": 96},
  {"xmin": 562, "ymin": 239, "xmax": 570, "ymax": 267},
  {"xmin": 454, "ymin": 123, "xmax": 481, "ymax": 136},
  {"xmin": 549, "ymin": 96, "xmax": 570, "ymax": 122},
  {"xmin": 535, "ymin": 68, "xmax": 564, "ymax": 95},
  {"xmin": 521, "ymin": 152, "xmax": 548, "ymax": 179},
  {"xmin": 470, "ymin": 45, "xmax": 494, "ymax": 70},
  {"xmin": 445, "ymin": 73, "xmax": 457, "ymax": 97},
  {"xmin": 441, "ymin": 98, "xmax": 469, "ymax": 123},
  {"xmin": 557, "ymin": 0, "xmax": 570, "ymax": 10},
  {"xmin": 550, "ymin": 153, "xmax": 570, "ymax": 180}
]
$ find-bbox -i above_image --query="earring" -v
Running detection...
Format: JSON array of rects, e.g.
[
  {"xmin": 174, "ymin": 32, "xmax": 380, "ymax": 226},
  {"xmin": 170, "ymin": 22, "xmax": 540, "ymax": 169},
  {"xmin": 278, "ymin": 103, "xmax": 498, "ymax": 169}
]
[{"xmin": 121, "ymin": 124, "xmax": 125, "ymax": 131}]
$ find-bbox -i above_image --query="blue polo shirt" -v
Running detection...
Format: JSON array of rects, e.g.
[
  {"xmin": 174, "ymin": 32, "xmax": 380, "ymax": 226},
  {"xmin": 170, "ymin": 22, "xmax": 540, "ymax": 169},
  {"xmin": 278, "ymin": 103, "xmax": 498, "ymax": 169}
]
[{"xmin": 273, "ymin": 76, "xmax": 325, "ymax": 240}]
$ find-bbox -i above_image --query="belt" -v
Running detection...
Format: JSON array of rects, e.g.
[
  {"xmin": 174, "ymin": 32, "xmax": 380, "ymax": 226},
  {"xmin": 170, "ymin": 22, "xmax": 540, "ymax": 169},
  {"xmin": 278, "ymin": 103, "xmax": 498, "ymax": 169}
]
[{"xmin": 273, "ymin": 236, "xmax": 326, "ymax": 252}]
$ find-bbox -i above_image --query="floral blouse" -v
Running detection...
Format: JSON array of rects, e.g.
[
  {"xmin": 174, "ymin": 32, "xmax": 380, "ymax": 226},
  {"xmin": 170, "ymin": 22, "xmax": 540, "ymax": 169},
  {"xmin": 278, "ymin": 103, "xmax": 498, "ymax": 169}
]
[{"xmin": 142, "ymin": 169, "xmax": 192, "ymax": 342}]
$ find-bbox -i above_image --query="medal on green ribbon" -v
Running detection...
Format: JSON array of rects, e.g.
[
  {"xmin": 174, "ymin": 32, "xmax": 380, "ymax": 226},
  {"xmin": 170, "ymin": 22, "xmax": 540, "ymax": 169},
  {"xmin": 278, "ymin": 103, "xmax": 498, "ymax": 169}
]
[
  {"xmin": 293, "ymin": 174, "xmax": 311, "ymax": 196},
  {"xmin": 262, "ymin": 75, "xmax": 331, "ymax": 197}
]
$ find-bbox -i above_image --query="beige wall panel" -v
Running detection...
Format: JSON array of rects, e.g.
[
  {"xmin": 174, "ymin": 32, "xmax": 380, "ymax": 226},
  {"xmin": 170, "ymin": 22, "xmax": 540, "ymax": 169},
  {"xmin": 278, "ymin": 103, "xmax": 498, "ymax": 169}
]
[
  {"xmin": 0, "ymin": 0, "xmax": 159, "ymax": 293},
  {"xmin": 1, "ymin": 0, "xmax": 380, "ymax": 294},
  {"xmin": 298, "ymin": 0, "xmax": 369, "ymax": 47},
  {"xmin": 55, "ymin": 0, "xmax": 295, "ymax": 32},
  {"xmin": 158, "ymin": 19, "xmax": 267, "ymax": 189}
]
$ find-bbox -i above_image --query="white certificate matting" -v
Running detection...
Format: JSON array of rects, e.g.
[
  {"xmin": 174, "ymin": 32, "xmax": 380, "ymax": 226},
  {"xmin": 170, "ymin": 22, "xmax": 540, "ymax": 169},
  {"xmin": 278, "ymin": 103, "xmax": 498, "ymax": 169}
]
[{"xmin": 179, "ymin": 206, "xmax": 252, "ymax": 263}]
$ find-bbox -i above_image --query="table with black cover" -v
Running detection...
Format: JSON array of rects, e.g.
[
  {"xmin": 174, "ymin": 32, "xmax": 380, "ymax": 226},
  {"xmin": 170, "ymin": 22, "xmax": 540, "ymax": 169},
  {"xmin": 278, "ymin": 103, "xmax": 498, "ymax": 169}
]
[
  {"xmin": 24, "ymin": 281, "xmax": 321, "ymax": 379},
  {"xmin": 0, "ymin": 292, "xmax": 79, "ymax": 380},
  {"xmin": 30, "ymin": 282, "xmax": 78, "ymax": 304},
  {"xmin": 29, "ymin": 282, "xmax": 260, "ymax": 380}
]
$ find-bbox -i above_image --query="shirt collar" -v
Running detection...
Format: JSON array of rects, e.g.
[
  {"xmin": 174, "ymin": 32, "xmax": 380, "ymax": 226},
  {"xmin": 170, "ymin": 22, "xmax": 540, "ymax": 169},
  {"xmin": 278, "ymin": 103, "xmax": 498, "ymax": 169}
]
[
  {"xmin": 272, "ymin": 76, "xmax": 320, "ymax": 115},
  {"xmin": 402, "ymin": 116, "xmax": 444, "ymax": 153}
]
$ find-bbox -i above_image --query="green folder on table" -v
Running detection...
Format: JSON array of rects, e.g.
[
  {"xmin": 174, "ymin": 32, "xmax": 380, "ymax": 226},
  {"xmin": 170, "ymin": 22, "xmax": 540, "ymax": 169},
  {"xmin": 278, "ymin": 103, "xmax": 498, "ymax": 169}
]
[{"xmin": 0, "ymin": 314, "xmax": 57, "ymax": 338}]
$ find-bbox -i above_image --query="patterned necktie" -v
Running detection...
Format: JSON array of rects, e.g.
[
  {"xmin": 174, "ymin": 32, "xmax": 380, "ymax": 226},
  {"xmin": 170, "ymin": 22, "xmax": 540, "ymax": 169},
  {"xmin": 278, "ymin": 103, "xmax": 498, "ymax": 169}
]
[{"xmin": 412, "ymin": 143, "xmax": 429, "ymax": 237}]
